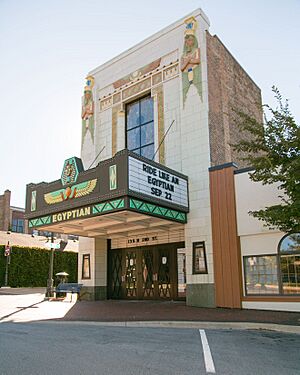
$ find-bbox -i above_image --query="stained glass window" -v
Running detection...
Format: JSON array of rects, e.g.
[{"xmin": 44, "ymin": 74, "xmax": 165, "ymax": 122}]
[{"xmin": 126, "ymin": 96, "xmax": 154, "ymax": 159}]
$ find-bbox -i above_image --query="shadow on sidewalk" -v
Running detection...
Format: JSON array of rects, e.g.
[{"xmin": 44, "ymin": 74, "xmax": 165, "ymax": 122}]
[{"xmin": 0, "ymin": 300, "xmax": 46, "ymax": 322}]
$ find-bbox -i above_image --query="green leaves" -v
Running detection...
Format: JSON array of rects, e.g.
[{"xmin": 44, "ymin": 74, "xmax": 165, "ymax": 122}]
[
  {"xmin": 0, "ymin": 246, "xmax": 78, "ymax": 287},
  {"xmin": 234, "ymin": 87, "xmax": 300, "ymax": 233}
]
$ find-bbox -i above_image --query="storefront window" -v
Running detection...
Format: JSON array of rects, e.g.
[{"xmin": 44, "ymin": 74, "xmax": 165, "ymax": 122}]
[
  {"xmin": 279, "ymin": 233, "xmax": 300, "ymax": 295},
  {"xmin": 244, "ymin": 234, "xmax": 300, "ymax": 296},
  {"xmin": 244, "ymin": 256, "xmax": 279, "ymax": 295},
  {"xmin": 126, "ymin": 96, "xmax": 154, "ymax": 159}
]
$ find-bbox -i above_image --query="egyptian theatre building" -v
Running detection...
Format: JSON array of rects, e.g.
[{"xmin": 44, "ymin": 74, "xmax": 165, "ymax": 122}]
[{"xmin": 25, "ymin": 9, "xmax": 300, "ymax": 312}]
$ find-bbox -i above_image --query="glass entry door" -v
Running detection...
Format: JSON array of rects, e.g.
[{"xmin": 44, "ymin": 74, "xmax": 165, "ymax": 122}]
[
  {"xmin": 124, "ymin": 250, "xmax": 138, "ymax": 298},
  {"xmin": 108, "ymin": 243, "xmax": 181, "ymax": 300},
  {"xmin": 141, "ymin": 248, "xmax": 155, "ymax": 298}
]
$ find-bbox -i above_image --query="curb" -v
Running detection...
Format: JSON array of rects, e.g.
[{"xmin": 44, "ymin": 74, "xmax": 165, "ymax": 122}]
[{"xmin": 33, "ymin": 320, "xmax": 300, "ymax": 334}]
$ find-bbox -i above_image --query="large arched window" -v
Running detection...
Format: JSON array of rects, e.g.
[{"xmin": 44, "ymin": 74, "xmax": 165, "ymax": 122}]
[
  {"xmin": 279, "ymin": 233, "xmax": 300, "ymax": 295},
  {"xmin": 244, "ymin": 233, "xmax": 300, "ymax": 296}
]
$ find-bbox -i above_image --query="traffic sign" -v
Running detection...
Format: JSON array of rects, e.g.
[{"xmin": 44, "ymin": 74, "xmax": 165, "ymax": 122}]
[
  {"xmin": 4, "ymin": 245, "xmax": 11, "ymax": 257},
  {"xmin": 46, "ymin": 242, "xmax": 60, "ymax": 249}
]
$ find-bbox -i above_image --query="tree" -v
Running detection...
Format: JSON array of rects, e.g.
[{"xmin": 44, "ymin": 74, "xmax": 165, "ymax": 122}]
[{"xmin": 234, "ymin": 87, "xmax": 300, "ymax": 233}]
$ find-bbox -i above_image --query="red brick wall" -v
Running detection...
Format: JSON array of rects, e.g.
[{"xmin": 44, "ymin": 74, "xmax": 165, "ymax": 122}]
[
  {"xmin": 0, "ymin": 190, "xmax": 11, "ymax": 231},
  {"xmin": 206, "ymin": 32, "xmax": 263, "ymax": 167}
]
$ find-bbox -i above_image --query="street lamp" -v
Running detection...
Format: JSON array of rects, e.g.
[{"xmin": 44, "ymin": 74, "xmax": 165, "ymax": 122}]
[
  {"xmin": 45, "ymin": 233, "xmax": 68, "ymax": 298},
  {"xmin": 45, "ymin": 233, "xmax": 55, "ymax": 298}
]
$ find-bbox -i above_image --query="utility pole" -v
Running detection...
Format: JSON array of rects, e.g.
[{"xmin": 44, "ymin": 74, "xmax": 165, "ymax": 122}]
[{"xmin": 46, "ymin": 233, "xmax": 55, "ymax": 298}]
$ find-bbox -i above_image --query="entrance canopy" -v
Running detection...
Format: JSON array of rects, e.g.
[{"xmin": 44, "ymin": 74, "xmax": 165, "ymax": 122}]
[
  {"xmin": 35, "ymin": 210, "xmax": 184, "ymax": 239},
  {"xmin": 25, "ymin": 150, "xmax": 189, "ymax": 237}
]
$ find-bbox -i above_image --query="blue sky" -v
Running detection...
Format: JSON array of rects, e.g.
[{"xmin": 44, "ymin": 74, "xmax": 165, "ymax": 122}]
[{"xmin": 0, "ymin": 0, "xmax": 299, "ymax": 207}]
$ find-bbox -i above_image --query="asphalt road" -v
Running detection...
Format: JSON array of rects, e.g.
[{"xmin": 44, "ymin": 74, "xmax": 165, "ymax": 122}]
[{"xmin": 0, "ymin": 323, "xmax": 299, "ymax": 375}]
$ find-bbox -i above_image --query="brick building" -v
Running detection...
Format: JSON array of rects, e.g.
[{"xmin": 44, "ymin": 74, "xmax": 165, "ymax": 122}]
[
  {"xmin": 25, "ymin": 9, "xmax": 299, "ymax": 311},
  {"xmin": 0, "ymin": 190, "xmax": 11, "ymax": 232},
  {"xmin": 0, "ymin": 190, "xmax": 28, "ymax": 234}
]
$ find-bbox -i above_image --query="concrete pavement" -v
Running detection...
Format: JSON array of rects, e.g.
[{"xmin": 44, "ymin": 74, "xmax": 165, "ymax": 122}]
[{"xmin": 0, "ymin": 288, "xmax": 76, "ymax": 323}]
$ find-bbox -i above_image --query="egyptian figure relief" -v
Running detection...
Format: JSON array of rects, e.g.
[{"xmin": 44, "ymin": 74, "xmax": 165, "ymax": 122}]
[
  {"xmin": 180, "ymin": 17, "xmax": 202, "ymax": 107},
  {"xmin": 44, "ymin": 157, "xmax": 96, "ymax": 205},
  {"xmin": 81, "ymin": 76, "xmax": 95, "ymax": 145}
]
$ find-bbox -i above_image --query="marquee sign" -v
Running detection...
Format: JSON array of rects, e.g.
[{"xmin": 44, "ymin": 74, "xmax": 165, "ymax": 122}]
[
  {"xmin": 128, "ymin": 156, "xmax": 188, "ymax": 209},
  {"xmin": 25, "ymin": 150, "xmax": 189, "ymax": 229}
]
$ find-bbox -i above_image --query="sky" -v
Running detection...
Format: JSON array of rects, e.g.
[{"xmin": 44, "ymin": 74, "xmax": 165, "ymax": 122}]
[{"xmin": 0, "ymin": 0, "xmax": 299, "ymax": 207}]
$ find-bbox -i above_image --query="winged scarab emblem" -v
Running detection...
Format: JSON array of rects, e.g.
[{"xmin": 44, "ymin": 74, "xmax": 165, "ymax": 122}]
[{"xmin": 44, "ymin": 179, "xmax": 97, "ymax": 205}]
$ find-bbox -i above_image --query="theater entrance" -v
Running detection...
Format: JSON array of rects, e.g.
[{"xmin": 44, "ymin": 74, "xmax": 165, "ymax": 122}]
[{"xmin": 108, "ymin": 242, "xmax": 185, "ymax": 300}]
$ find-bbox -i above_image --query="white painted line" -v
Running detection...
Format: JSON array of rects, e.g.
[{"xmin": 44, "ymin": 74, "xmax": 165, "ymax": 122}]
[{"xmin": 199, "ymin": 329, "xmax": 216, "ymax": 374}]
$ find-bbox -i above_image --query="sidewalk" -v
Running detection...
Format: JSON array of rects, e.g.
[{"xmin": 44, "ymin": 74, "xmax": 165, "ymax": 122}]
[
  {"xmin": 0, "ymin": 288, "xmax": 75, "ymax": 323},
  {"xmin": 1, "ymin": 289, "xmax": 299, "ymax": 328},
  {"xmin": 60, "ymin": 300, "xmax": 300, "ymax": 326}
]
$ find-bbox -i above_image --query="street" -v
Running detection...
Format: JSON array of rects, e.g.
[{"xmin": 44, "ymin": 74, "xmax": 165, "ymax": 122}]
[
  {"xmin": 0, "ymin": 290, "xmax": 299, "ymax": 374},
  {"xmin": 0, "ymin": 322, "xmax": 299, "ymax": 375}
]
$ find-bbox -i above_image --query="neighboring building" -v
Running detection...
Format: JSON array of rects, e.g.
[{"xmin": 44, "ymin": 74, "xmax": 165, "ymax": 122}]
[
  {"xmin": 0, "ymin": 190, "xmax": 28, "ymax": 234},
  {"xmin": 0, "ymin": 231, "xmax": 78, "ymax": 252},
  {"xmin": 0, "ymin": 190, "xmax": 78, "ymax": 251},
  {"xmin": 25, "ymin": 9, "xmax": 299, "ymax": 311},
  {"xmin": 10, "ymin": 206, "xmax": 26, "ymax": 233},
  {"xmin": 0, "ymin": 190, "xmax": 12, "ymax": 232}
]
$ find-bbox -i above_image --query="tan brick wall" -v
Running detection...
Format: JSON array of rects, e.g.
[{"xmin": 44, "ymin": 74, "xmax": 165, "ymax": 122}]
[
  {"xmin": 206, "ymin": 32, "xmax": 263, "ymax": 168},
  {"xmin": 0, "ymin": 190, "xmax": 11, "ymax": 231}
]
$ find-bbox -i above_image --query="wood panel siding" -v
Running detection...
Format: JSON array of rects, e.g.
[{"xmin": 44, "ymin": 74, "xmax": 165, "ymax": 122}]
[{"xmin": 209, "ymin": 164, "xmax": 242, "ymax": 308}]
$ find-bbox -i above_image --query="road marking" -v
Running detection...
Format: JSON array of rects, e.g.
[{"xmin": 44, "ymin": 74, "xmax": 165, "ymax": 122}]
[{"xmin": 199, "ymin": 329, "xmax": 216, "ymax": 373}]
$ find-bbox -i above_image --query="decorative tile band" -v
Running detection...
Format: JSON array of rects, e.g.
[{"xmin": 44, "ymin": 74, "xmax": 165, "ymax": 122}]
[
  {"xmin": 29, "ymin": 215, "xmax": 52, "ymax": 228},
  {"xmin": 113, "ymin": 58, "xmax": 161, "ymax": 89},
  {"xmin": 156, "ymin": 86, "xmax": 165, "ymax": 164},
  {"xmin": 28, "ymin": 197, "xmax": 185, "ymax": 229},
  {"xmin": 93, "ymin": 198, "xmax": 125, "ymax": 214},
  {"xmin": 163, "ymin": 64, "xmax": 179, "ymax": 81},
  {"xmin": 113, "ymin": 92, "xmax": 121, "ymax": 105},
  {"xmin": 112, "ymin": 105, "xmax": 121, "ymax": 156},
  {"xmin": 129, "ymin": 198, "xmax": 186, "ymax": 223},
  {"xmin": 152, "ymin": 72, "xmax": 162, "ymax": 85},
  {"xmin": 100, "ymin": 97, "xmax": 113, "ymax": 111},
  {"xmin": 122, "ymin": 77, "xmax": 151, "ymax": 101},
  {"xmin": 29, "ymin": 199, "xmax": 125, "ymax": 228},
  {"xmin": 99, "ymin": 62, "xmax": 179, "ymax": 112}
]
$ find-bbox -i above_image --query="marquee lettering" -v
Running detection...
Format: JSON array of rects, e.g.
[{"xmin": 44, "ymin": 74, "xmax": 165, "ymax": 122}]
[{"xmin": 52, "ymin": 206, "xmax": 91, "ymax": 223}]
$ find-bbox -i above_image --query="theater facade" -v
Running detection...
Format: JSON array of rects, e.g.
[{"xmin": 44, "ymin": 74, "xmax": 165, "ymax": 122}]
[{"xmin": 25, "ymin": 9, "xmax": 300, "ymax": 311}]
